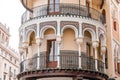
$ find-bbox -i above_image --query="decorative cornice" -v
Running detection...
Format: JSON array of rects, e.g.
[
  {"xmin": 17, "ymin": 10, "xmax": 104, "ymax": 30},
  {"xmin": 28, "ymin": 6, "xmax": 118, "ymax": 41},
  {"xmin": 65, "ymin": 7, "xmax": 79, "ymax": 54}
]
[{"xmin": 17, "ymin": 68, "xmax": 108, "ymax": 80}]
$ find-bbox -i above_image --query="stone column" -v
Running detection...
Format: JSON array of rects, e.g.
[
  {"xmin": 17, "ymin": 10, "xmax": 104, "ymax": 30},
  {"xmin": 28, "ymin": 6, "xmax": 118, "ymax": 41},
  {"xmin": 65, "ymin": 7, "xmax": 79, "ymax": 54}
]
[
  {"xmin": 56, "ymin": 36, "xmax": 61, "ymax": 68},
  {"xmin": 36, "ymin": 37, "xmax": 42, "ymax": 69},
  {"xmin": 76, "ymin": 37, "xmax": 83, "ymax": 68},
  {"xmin": 92, "ymin": 41, "xmax": 99, "ymax": 71},
  {"xmin": 101, "ymin": 45, "xmax": 106, "ymax": 73},
  {"xmin": 23, "ymin": 42, "xmax": 28, "ymax": 71}
]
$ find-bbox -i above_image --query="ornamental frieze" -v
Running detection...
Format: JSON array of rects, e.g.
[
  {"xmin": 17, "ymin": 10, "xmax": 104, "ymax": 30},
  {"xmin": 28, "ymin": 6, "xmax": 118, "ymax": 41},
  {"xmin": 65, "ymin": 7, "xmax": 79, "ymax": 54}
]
[
  {"xmin": 39, "ymin": 21, "xmax": 57, "ymax": 30},
  {"xmin": 82, "ymin": 23, "xmax": 96, "ymax": 33},
  {"xmin": 60, "ymin": 21, "xmax": 79, "ymax": 30},
  {"xmin": 25, "ymin": 24, "xmax": 37, "ymax": 32}
]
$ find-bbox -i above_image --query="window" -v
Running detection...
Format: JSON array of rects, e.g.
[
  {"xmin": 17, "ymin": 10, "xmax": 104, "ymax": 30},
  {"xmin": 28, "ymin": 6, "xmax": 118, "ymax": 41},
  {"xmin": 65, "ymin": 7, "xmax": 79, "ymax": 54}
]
[
  {"xmin": 14, "ymin": 69, "xmax": 16, "ymax": 77},
  {"xmin": 47, "ymin": 40, "xmax": 57, "ymax": 61},
  {"xmin": 3, "ymin": 74, "xmax": 6, "ymax": 80},
  {"xmin": 113, "ymin": 21, "xmax": 117, "ymax": 31},
  {"xmin": 86, "ymin": 43, "xmax": 91, "ymax": 56},
  {"xmin": 48, "ymin": 0, "xmax": 60, "ymax": 13},
  {"xmin": 15, "ymin": 60, "xmax": 16, "ymax": 64},
  {"xmin": 10, "ymin": 57, "xmax": 12, "ymax": 61},
  {"xmin": 4, "ymin": 63, "xmax": 6, "ymax": 69}
]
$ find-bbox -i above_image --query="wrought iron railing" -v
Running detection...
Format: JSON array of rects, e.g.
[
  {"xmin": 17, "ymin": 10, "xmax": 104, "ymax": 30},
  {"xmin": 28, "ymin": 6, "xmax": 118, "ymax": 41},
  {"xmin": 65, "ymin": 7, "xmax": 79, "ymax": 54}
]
[
  {"xmin": 21, "ymin": 3, "xmax": 105, "ymax": 24},
  {"xmin": 20, "ymin": 54, "xmax": 105, "ymax": 73}
]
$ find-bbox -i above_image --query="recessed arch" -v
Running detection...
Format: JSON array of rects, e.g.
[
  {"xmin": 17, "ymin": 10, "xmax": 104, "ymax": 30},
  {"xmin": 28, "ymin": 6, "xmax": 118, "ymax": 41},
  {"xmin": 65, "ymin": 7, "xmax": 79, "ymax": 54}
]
[
  {"xmin": 62, "ymin": 28, "xmax": 78, "ymax": 50},
  {"xmin": 26, "ymin": 29, "xmax": 36, "ymax": 42},
  {"xmin": 83, "ymin": 28, "xmax": 96, "ymax": 41},
  {"xmin": 40, "ymin": 25, "xmax": 56, "ymax": 38},
  {"xmin": 99, "ymin": 34, "xmax": 106, "ymax": 46},
  {"xmin": 61, "ymin": 25, "xmax": 78, "ymax": 38}
]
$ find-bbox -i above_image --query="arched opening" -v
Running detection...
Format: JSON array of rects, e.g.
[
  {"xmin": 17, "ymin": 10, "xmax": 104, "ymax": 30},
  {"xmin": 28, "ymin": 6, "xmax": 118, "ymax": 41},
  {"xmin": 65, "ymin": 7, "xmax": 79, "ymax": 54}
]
[
  {"xmin": 102, "ymin": 9, "xmax": 106, "ymax": 24},
  {"xmin": 62, "ymin": 28, "xmax": 77, "ymax": 50},
  {"xmin": 43, "ymin": 28, "xmax": 57, "ymax": 68},
  {"xmin": 28, "ymin": 31, "xmax": 36, "ymax": 58},
  {"xmin": 84, "ymin": 31, "xmax": 92, "ymax": 57},
  {"xmin": 29, "ymin": 32, "xmax": 36, "ymax": 46},
  {"xmin": 98, "ymin": 34, "xmax": 104, "ymax": 60}
]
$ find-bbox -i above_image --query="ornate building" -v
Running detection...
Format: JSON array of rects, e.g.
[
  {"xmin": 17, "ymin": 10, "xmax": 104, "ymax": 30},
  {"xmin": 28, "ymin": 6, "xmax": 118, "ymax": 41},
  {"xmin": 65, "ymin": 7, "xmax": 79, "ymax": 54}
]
[
  {"xmin": 0, "ymin": 23, "xmax": 19, "ymax": 80},
  {"xmin": 18, "ymin": 0, "xmax": 120, "ymax": 80}
]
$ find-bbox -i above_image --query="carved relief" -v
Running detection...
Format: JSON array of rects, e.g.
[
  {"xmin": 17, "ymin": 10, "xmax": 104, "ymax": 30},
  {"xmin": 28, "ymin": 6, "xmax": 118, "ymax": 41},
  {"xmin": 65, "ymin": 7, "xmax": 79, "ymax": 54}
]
[
  {"xmin": 98, "ymin": 27, "xmax": 105, "ymax": 36},
  {"xmin": 82, "ymin": 23, "xmax": 96, "ymax": 33},
  {"xmin": 25, "ymin": 24, "xmax": 37, "ymax": 36},
  {"xmin": 39, "ymin": 21, "xmax": 57, "ymax": 30},
  {"xmin": 25, "ymin": 24, "xmax": 37, "ymax": 31},
  {"xmin": 60, "ymin": 21, "xmax": 79, "ymax": 30}
]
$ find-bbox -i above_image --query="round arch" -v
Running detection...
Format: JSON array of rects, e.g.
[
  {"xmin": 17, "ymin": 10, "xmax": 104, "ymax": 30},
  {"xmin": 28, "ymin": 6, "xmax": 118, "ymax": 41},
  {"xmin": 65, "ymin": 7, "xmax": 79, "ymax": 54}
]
[
  {"xmin": 26, "ymin": 29, "xmax": 36, "ymax": 42},
  {"xmin": 61, "ymin": 25, "xmax": 78, "ymax": 38},
  {"xmin": 99, "ymin": 33, "xmax": 106, "ymax": 46},
  {"xmin": 40, "ymin": 25, "xmax": 56, "ymax": 38},
  {"xmin": 83, "ymin": 28, "xmax": 96, "ymax": 41}
]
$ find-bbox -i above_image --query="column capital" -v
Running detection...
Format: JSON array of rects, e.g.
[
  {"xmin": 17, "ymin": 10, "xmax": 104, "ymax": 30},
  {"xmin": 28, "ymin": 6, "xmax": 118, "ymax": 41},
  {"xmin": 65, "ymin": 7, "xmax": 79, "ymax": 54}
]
[
  {"xmin": 92, "ymin": 41, "xmax": 99, "ymax": 48},
  {"xmin": 56, "ymin": 35, "xmax": 62, "ymax": 44},
  {"xmin": 76, "ymin": 37, "xmax": 83, "ymax": 45},
  {"xmin": 36, "ymin": 37, "xmax": 43, "ymax": 45},
  {"xmin": 101, "ymin": 46, "xmax": 106, "ymax": 55},
  {"xmin": 23, "ymin": 42, "xmax": 29, "ymax": 49},
  {"xmin": 19, "ymin": 46, "xmax": 24, "ymax": 53}
]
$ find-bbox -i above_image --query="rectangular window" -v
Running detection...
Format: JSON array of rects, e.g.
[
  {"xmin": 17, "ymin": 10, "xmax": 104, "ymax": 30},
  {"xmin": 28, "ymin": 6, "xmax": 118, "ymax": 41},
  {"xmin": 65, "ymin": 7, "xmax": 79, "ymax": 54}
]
[
  {"xmin": 4, "ymin": 63, "xmax": 6, "ymax": 69},
  {"xmin": 48, "ymin": 0, "xmax": 60, "ymax": 13},
  {"xmin": 113, "ymin": 21, "xmax": 117, "ymax": 31},
  {"xmin": 3, "ymin": 74, "xmax": 6, "ymax": 80}
]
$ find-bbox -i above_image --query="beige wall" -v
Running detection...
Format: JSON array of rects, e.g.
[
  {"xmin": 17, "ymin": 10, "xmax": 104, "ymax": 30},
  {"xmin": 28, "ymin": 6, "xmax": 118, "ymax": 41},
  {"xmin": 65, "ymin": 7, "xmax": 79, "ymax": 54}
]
[{"xmin": 61, "ymin": 28, "xmax": 78, "ymax": 51}]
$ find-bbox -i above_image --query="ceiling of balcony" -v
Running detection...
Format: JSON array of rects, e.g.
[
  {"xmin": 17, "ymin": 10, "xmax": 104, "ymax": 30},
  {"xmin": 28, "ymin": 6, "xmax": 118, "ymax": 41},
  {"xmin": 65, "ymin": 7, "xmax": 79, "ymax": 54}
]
[{"xmin": 21, "ymin": 0, "xmax": 33, "ymax": 12}]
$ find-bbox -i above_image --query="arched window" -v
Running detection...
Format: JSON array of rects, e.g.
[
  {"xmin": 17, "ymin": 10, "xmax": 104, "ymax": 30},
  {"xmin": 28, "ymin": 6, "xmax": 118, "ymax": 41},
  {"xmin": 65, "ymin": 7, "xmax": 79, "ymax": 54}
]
[
  {"xmin": 113, "ymin": 21, "xmax": 117, "ymax": 31},
  {"xmin": 102, "ymin": 9, "xmax": 106, "ymax": 24}
]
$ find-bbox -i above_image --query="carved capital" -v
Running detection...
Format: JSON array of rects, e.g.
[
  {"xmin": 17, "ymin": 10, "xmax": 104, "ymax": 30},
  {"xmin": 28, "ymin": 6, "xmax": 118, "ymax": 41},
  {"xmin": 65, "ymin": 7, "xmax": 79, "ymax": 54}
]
[
  {"xmin": 101, "ymin": 46, "xmax": 106, "ymax": 55},
  {"xmin": 36, "ymin": 37, "xmax": 43, "ymax": 46},
  {"xmin": 56, "ymin": 35, "xmax": 62, "ymax": 44},
  {"xmin": 76, "ymin": 37, "xmax": 83, "ymax": 45},
  {"xmin": 23, "ymin": 42, "xmax": 29, "ymax": 48},
  {"xmin": 92, "ymin": 41, "xmax": 99, "ymax": 48}
]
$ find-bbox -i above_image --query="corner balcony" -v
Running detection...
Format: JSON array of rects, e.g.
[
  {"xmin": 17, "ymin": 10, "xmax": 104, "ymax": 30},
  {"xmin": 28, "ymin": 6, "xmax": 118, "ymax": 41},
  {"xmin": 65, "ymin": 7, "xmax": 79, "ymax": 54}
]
[
  {"xmin": 21, "ymin": 3, "xmax": 105, "ymax": 24},
  {"xmin": 18, "ymin": 53, "xmax": 108, "ymax": 80},
  {"xmin": 20, "ymin": 54, "xmax": 104, "ymax": 73}
]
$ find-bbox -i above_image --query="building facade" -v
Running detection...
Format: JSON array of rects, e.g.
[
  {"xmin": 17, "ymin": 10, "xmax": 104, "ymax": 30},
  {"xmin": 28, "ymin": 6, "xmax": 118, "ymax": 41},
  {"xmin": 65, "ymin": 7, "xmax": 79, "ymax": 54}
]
[
  {"xmin": 18, "ymin": 0, "xmax": 120, "ymax": 80},
  {"xmin": 0, "ymin": 23, "xmax": 19, "ymax": 80}
]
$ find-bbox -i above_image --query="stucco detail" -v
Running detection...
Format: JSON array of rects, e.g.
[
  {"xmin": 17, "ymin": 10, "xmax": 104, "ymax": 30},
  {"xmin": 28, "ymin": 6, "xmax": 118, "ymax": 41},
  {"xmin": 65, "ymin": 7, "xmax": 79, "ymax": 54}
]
[
  {"xmin": 60, "ymin": 21, "xmax": 79, "ymax": 30},
  {"xmin": 39, "ymin": 21, "xmax": 57, "ymax": 30}
]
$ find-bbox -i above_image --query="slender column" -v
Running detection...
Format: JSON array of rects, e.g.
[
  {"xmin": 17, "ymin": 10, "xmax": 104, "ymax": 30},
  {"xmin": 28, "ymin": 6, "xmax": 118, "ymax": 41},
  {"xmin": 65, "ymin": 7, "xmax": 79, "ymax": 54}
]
[
  {"xmin": 36, "ymin": 37, "xmax": 42, "ymax": 69},
  {"xmin": 95, "ymin": 47, "xmax": 98, "ymax": 71},
  {"xmin": 92, "ymin": 41, "xmax": 99, "ymax": 71},
  {"xmin": 23, "ymin": 48, "xmax": 27, "ymax": 71},
  {"xmin": 23, "ymin": 42, "xmax": 28, "ymax": 71},
  {"xmin": 56, "ymin": 36, "xmax": 61, "ymax": 68},
  {"xmin": 76, "ymin": 37, "xmax": 83, "ymax": 69},
  {"xmin": 37, "ymin": 44, "xmax": 40, "ymax": 69},
  {"xmin": 101, "ymin": 46, "xmax": 106, "ymax": 73}
]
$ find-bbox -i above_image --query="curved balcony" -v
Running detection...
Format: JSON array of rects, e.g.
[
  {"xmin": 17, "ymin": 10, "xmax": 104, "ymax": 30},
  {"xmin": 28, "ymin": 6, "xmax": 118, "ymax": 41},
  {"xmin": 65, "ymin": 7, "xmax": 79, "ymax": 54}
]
[
  {"xmin": 21, "ymin": 3, "xmax": 105, "ymax": 24},
  {"xmin": 20, "ymin": 54, "xmax": 104, "ymax": 73}
]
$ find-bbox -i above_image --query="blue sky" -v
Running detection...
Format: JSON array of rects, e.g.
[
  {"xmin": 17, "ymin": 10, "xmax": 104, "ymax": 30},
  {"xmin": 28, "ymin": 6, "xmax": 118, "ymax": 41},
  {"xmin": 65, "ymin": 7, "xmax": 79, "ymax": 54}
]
[{"xmin": 0, "ymin": 0, "xmax": 25, "ymax": 51}]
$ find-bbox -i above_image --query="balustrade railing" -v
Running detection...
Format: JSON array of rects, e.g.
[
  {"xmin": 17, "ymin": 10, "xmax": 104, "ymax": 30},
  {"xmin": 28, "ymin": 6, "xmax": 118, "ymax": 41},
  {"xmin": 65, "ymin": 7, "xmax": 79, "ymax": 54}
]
[
  {"xmin": 20, "ymin": 54, "xmax": 105, "ymax": 73},
  {"xmin": 21, "ymin": 3, "xmax": 105, "ymax": 24}
]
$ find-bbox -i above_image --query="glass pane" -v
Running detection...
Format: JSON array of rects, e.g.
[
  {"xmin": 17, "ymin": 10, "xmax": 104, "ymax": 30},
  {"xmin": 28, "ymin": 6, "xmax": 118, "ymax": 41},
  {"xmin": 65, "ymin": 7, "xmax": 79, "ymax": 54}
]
[
  {"xmin": 55, "ymin": 0, "xmax": 60, "ymax": 12},
  {"xmin": 55, "ymin": 0, "xmax": 59, "ymax": 3},
  {"xmin": 55, "ymin": 3, "xmax": 59, "ymax": 12},
  {"xmin": 49, "ymin": 0, "xmax": 54, "ymax": 12}
]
